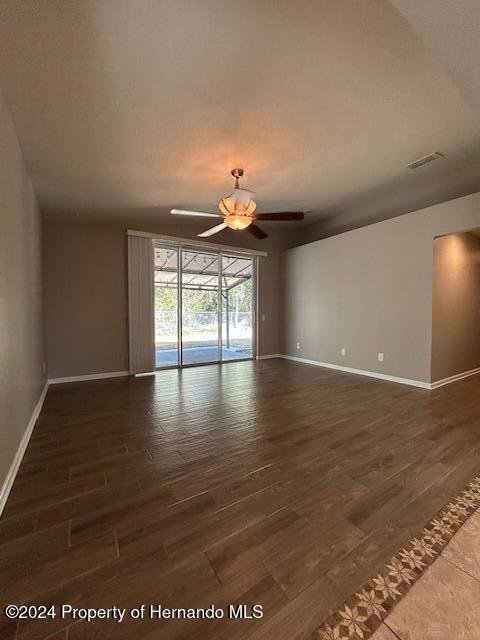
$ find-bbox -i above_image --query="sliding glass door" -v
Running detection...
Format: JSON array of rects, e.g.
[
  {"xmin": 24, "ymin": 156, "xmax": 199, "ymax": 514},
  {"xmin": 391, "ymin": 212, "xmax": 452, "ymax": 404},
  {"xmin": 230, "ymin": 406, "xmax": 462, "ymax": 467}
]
[
  {"xmin": 154, "ymin": 246, "xmax": 180, "ymax": 368},
  {"xmin": 181, "ymin": 250, "xmax": 220, "ymax": 365},
  {"xmin": 154, "ymin": 242, "xmax": 256, "ymax": 369},
  {"xmin": 221, "ymin": 255, "xmax": 254, "ymax": 361}
]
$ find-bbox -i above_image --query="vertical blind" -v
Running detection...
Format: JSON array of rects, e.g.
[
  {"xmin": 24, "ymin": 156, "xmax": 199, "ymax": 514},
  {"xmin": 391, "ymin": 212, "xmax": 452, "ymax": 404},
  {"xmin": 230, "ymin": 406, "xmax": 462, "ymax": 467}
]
[{"xmin": 128, "ymin": 235, "xmax": 155, "ymax": 374}]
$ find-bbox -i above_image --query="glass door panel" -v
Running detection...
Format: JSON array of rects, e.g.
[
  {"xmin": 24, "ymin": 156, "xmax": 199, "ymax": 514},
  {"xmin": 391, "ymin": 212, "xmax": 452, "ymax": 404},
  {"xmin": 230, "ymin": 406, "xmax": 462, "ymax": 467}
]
[
  {"xmin": 154, "ymin": 245, "xmax": 179, "ymax": 368},
  {"xmin": 181, "ymin": 250, "xmax": 220, "ymax": 365},
  {"xmin": 221, "ymin": 255, "xmax": 254, "ymax": 361}
]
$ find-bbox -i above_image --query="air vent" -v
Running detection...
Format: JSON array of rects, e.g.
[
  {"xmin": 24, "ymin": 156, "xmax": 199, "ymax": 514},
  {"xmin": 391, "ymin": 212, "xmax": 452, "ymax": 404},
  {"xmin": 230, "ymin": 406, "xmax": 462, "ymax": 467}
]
[{"xmin": 406, "ymin": 151, "xmax": 445, "ymax": 170}]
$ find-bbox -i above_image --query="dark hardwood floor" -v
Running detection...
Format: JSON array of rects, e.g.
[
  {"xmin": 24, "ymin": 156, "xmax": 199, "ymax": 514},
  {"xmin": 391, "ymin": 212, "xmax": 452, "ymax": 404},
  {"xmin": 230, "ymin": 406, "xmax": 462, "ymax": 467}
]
[{"xmin": 1, "ymin": 359, "xmax": 480, "ymax": 639}]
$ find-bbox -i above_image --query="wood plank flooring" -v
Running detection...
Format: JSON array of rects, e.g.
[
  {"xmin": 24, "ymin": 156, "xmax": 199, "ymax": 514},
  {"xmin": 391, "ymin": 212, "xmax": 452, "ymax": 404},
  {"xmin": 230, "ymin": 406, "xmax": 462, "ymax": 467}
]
[{"xmin": 1, "ymin": 359, "xmax": 480, "ymax": 639}]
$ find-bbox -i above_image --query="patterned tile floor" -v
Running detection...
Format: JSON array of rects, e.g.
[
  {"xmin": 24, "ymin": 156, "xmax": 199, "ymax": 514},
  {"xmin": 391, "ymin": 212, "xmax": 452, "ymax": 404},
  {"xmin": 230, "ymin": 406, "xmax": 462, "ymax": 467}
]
[
  {"xmin": 317, "ymin": 477, "xmax": 480, "ymax": 639},
  {"xmin": 377, "ymin": 507, "xmax": 480, "ymax": 640}
]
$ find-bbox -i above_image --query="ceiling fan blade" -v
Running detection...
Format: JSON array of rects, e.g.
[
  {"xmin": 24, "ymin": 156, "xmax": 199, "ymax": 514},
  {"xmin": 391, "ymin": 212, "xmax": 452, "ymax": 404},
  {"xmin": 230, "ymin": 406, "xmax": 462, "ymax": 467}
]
[
  {"xmin": 248, "ymin": 224, "xmax": 268, "ymax": 240},
  {"xmin": 197, "ymin": 222, "xmax": 228, "ymax": 238},
  {"xmin": 171, "ymin": 209, "xmax": 222, "ymax": 218},
  {"xmin": 253, "ymin": 212, "xmax": 304, "ymax": 221}
]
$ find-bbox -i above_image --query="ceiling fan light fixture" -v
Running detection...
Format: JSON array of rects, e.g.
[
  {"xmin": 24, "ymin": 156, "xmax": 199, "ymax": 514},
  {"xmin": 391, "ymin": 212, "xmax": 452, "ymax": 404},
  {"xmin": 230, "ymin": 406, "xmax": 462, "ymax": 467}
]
[
  {"xmin": 219, "ymin": 188, "xmax": 257, "ymax": 216},
  {"xmin": 172, "ymin": 168, "xmax": 302, "ymax": 240},
  {"xmin": 223, "ymin": 214, "xmax": 254, "ymax": 231}
]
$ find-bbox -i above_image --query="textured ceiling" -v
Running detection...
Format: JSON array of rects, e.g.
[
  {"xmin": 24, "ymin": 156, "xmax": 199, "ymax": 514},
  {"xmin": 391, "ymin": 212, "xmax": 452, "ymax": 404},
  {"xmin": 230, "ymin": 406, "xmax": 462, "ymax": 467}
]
[
  {"xmin": 0, "ymin": 0, "xmax": 480, "ymax": 231},
  {"xmin": 391, "ymin": 0, "xmax": 480, "ymax": 115}
]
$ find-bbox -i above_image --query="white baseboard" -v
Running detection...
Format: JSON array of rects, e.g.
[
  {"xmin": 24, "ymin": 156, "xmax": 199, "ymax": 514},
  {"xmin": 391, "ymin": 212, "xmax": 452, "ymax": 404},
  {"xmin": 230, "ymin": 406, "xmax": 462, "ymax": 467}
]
[
  {"xmin": 430, "ymin": 366, "xmax": 480, "ymax": 389},
  {"xmin": 48, "ymin": 370, "xmax": 130, "ymax": 385},
  {"xmin": 256, "ymin": 354, "xmax": 282, "ymax": 360},
  {"xmin": 0, "ymin": 381, "xmax": 49, "ymax": 517},
  {"xmin": 281, "ymin": 354, "xmax": 431, "ymax": 389}
]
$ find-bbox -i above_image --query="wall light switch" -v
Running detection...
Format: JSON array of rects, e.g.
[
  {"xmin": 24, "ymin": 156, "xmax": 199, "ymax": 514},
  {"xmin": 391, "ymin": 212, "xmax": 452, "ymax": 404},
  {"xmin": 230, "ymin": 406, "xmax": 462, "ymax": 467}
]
[
  {"xmin": 296, "ymin": 342, "xmax": 301, "ymax": 350},
  {"xmin": 261, "ymin": 314, "xmax": 265, "ymax": 322},
  {"xmin": 341, "ymin": 347, "xmax": 346, "ymax": 357},
  {"xmin": 378, "ymin": 352, "xmax": 384, "ymax": 362}
]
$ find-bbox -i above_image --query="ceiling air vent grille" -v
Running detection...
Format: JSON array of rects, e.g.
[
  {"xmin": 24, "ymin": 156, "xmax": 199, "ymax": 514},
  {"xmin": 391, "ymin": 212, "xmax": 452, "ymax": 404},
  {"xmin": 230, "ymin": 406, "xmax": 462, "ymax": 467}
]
[{"xmin": 406, "ymin": 151, "xmax": 445, "ymax": 170}]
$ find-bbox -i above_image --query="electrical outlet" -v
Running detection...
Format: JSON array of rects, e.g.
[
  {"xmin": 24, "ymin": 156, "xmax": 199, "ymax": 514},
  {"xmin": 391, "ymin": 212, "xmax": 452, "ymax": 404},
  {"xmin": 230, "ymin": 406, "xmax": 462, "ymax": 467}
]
[
  {"xmin": 378, "ymin": 352, "xmax": 384, "ymax": 362},
  {"xmin": 340, "ymin": 347, "xmax": 346, "ymax": 357},
  {"xmin": 296, "ymin": 342, "xmax": 301, "ymax": 350}
]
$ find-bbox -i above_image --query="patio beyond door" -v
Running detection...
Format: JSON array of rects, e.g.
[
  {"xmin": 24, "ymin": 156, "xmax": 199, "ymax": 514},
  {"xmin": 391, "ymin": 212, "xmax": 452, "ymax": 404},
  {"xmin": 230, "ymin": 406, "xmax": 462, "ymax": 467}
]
[
  {"xmin": 154, "ymin": 243, "xmax": 256, "ymax": 369},
  {"xmin": 181, "ymin": 250, "xmax": 220, "ymax": 365},
  {"xmin": 221, "ymin": 255, "xmax": 254, "ymax": 361}
]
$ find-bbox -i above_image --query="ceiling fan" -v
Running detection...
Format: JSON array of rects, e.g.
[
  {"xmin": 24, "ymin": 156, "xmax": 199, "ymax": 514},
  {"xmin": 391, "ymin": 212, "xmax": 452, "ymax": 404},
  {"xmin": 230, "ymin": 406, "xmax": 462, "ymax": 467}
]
[{"xmin": 170, "ymin": 169, "xmax": 304, "ymax": 239}]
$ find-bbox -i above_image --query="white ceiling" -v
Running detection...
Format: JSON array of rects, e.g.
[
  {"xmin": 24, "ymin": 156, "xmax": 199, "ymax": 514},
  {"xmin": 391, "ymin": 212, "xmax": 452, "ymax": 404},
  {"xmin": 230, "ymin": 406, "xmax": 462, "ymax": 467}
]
[
  {"xmin": 1, "ymin": 0, "xmax": 480, "ymax": 230},
  {"xmin": 391, "ymin": 0, "xmax": 480, "ymax": 115}
]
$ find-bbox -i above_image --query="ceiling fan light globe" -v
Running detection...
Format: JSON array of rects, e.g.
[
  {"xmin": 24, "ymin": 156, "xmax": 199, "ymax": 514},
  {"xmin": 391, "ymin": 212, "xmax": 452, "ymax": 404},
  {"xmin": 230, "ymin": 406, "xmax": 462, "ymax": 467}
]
[
  {"xmin": 224, "ymin": 215, "xmax": 253, "ymax": 231},
  {"xmin": 219, "ymin": 188, "xmax": 256, "ymax": 215},
  {"xmin": 243, "ymin": 200, "xmax": 257, "ymax": 215},
  {"xmin": 219, "ymin": 197, "xmax": 234, "ymax": 216}
]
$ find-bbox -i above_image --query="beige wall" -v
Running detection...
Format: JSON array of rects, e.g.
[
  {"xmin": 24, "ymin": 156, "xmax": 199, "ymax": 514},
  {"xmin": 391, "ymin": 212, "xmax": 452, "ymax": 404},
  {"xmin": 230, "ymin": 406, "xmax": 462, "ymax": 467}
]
[
  {"xmin": 43, "ymin": 220, "xmax": 128, "ymax": 378},
  {"xmin": 282, "ymin": 192, "xmax": 480, "ymax": 383},
  {"xmin": 43, "ymin": 217, "xmax": 281, "ymax": 378},
  {"xmin": 431, "ymin": 232, "xmax": 480, "ymax": 382},
  {"xmin": 0, "ymin": 93, "xmax": 45, "ymax": 493}
]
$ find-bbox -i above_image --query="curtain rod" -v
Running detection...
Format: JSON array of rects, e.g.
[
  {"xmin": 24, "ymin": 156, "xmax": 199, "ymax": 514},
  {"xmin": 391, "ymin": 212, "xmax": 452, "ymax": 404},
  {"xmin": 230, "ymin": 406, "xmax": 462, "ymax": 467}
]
[{"xmin": 127, "ymin": 230, "xmax": 268, "ymax": 257}]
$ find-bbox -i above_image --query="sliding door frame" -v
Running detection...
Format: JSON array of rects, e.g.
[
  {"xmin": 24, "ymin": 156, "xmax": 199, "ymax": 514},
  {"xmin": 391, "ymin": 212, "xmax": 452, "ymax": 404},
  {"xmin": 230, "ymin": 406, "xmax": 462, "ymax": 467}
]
[
  {"xmin": 177, "ymin": 244, "xmax": 182, "ymax": 368},
  {"xmin": 180, "ymin": 247, "xmax": 221, "ymax": 368},
  {"xmin": 151, "ymin": 243, "xmax": 181, "ymax": 371},
  {"xmin": 216, "ymin": 251, "xmax": 258, "ymax": 366},
  {"xmin": 154, "ymin": 239, "xmax": 257, "ymax": 370}
]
